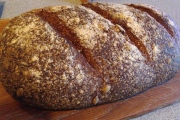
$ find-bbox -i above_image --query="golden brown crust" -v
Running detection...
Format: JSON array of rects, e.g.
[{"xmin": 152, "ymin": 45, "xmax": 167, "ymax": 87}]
[
  {"xmin": 0, "ymin": 2, "xmax": 180, "ymax": 110},
  {"xmin": 126, "ymin": 4, "xmax": 180, "ymax": 39},
  {"xmin": 83, "ymin": 2, "xmax": 180, "ymax": 84}
]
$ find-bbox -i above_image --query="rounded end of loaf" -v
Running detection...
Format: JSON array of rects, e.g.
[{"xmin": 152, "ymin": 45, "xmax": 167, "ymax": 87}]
[{"xmin": 0, "ymin": 2, "xmax": 180, "ymax": 110}]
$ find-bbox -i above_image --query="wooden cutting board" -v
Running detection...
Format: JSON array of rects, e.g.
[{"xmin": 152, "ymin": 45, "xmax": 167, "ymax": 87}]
[{"xmin": 0, "ymin": 19, "xmax": 180, "ymax": 120}]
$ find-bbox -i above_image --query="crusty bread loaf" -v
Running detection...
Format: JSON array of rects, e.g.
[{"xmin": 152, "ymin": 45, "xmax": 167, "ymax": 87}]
[{"xmin": 0, "ymin": 2, "xmax": 180, "ymax": 110}]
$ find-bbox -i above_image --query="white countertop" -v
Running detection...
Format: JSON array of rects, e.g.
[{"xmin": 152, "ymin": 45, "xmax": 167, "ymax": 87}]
[{"xmin": 1, "ymin": 0, "xmax": 180, "ymax": 119}]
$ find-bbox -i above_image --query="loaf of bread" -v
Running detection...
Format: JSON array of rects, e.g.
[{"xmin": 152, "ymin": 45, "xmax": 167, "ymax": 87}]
[{"xmin": 0, "ymin": 2, "xmax": 180, "ymax": 110}]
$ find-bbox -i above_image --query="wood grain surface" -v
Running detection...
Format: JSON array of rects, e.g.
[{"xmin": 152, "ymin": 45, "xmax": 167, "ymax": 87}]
[{"xmin": 0, "ymin": 19, "xmax": 180, "ymax": 120}]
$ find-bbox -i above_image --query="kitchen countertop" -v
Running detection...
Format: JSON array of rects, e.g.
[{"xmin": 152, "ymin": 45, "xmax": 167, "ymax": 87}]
[{"xmin": 1, "ymin": 0, "xmax": 180, "ymax": 119}]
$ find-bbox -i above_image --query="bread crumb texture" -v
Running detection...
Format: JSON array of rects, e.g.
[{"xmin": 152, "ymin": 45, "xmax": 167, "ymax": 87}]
[{"xmin": 0, "ymin": 2, "xmax": 180, "ymax": 110}]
